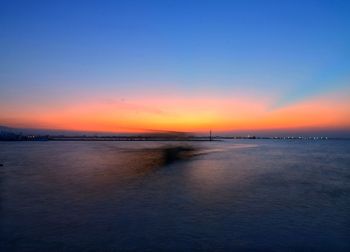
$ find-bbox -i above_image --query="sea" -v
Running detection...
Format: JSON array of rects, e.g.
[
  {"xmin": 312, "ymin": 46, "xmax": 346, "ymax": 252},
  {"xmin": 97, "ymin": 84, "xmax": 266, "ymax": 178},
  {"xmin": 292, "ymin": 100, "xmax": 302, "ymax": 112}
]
[{"xmin": 1, "ymin": 139, "xmax": 350, "ymax": 251}]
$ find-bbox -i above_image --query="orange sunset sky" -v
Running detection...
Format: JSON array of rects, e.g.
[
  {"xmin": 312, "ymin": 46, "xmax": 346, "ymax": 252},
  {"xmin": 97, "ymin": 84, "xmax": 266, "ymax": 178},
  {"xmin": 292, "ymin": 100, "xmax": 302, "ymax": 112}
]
[{"xmin": 1, "ymin": 1, "xmax": 350, "ymax": 135}]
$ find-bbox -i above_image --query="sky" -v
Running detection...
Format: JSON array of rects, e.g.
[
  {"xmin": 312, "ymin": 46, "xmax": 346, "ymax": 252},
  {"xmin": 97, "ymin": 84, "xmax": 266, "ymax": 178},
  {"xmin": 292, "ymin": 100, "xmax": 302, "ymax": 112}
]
[{"xmin": 1, "ymin": 0, "xmax": 350, "ymax": 135}]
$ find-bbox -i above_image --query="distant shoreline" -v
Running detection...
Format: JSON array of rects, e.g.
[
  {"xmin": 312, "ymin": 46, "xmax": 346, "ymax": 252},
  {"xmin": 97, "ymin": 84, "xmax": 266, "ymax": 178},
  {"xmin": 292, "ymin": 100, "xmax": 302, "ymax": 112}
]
[{"xmin": 1, "ymin": 136, "xmax": 349, "ymax": 142}]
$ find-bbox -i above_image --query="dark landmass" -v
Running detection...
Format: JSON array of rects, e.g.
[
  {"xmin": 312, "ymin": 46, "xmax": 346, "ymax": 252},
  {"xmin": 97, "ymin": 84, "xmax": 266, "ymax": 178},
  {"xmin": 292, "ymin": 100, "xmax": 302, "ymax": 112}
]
[
  {"xmin": 0, "ymin": 125, "xmax": 349, "ymax": 141},
  {"xmin": 0, "ymin": 133, "xmax": 346, "ymax": 141}
]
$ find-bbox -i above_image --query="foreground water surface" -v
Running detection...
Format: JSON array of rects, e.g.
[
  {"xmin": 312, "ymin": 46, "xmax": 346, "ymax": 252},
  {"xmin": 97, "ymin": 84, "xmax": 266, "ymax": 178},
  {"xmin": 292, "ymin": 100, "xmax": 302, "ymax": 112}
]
[{"xmin": 1, "ymin": 140, "xmax": 350, "ymax": 251}]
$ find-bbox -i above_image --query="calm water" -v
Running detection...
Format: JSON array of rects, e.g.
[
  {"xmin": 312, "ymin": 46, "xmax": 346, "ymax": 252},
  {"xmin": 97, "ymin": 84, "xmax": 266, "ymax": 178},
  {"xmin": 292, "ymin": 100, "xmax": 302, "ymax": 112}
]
[{"xmin": 1, "ymin": 140, "xmax": 350, "ymax": 251}]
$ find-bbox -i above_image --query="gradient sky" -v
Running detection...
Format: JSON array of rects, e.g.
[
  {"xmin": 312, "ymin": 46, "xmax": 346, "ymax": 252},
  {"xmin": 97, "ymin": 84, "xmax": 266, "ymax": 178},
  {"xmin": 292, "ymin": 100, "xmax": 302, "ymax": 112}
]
[{"xmin": 1, "ymin": 0, "xmax": 350, "ymax": 134}]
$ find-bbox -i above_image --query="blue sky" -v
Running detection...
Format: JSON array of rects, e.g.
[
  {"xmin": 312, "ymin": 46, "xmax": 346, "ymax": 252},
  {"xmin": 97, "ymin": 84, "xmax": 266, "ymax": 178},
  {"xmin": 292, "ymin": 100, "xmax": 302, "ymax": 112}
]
[{"xmin": 1, "ymin": 0, "xmax": 350, "ymax": 133}]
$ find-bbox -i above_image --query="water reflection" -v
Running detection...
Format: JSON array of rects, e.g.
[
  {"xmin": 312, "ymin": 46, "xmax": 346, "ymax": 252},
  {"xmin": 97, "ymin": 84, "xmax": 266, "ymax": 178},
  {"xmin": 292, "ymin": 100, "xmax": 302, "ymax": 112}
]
[
  {"xmin": 124, "ymin": 145, "xmax": 198, "ymax": 173},
  {"xmin": 1, "ymin": 140, "xmax": 350, "ymax": 251}
]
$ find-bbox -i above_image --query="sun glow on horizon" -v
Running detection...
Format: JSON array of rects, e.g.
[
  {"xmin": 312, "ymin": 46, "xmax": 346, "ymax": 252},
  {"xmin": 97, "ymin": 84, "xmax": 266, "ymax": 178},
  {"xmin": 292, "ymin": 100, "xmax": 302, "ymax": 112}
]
[
  {"xmin": 1, "ymin": 88, "xmax": 349, "ymax": 134},
  {"xmin": 1, "ymin": 0, "xmax": 350, "ymax": 135}
]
